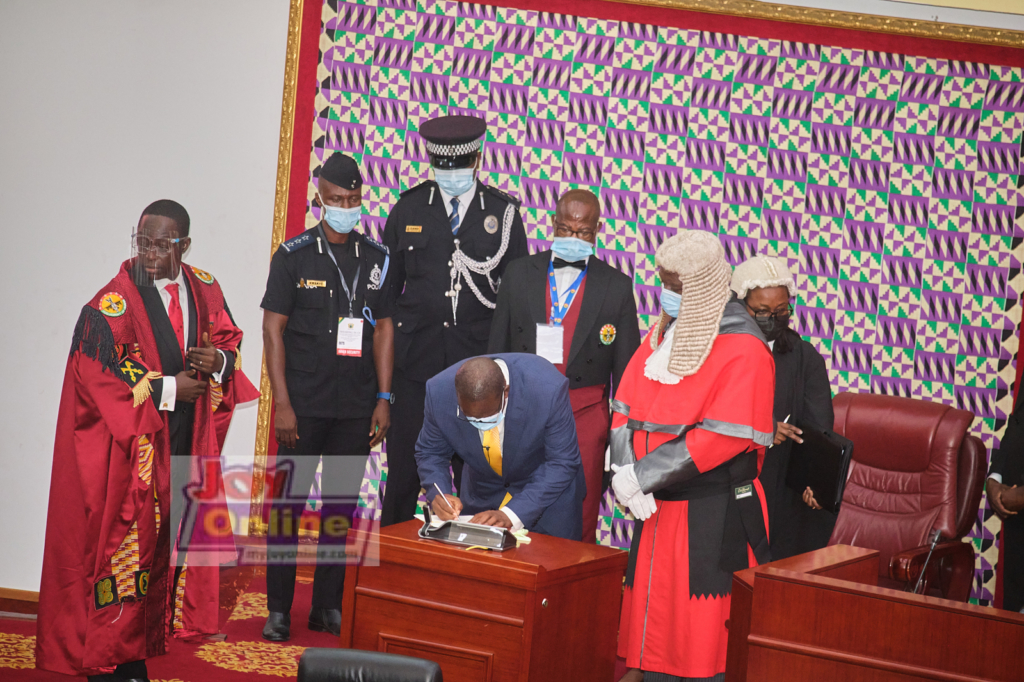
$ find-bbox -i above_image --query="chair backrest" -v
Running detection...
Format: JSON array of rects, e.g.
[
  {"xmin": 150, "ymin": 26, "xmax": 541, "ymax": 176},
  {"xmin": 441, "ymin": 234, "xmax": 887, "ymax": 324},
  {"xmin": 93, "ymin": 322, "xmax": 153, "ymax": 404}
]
[
  {"xmin": 298, "ymin": 648, "xmax": 443, "ymax": 682},
  {"xmin": 829, "ymin": 392, "xmax": 977, "ymax": 574}
]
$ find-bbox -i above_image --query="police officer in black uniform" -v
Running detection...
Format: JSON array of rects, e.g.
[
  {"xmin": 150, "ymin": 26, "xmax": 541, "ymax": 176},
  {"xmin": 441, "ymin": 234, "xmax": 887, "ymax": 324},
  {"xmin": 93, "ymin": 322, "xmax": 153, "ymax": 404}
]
[
  {"xmin": 380, "ymin": 115, "xmax": 528, "ymax": 526},
  {"xmin": 259, "ymin": 153, "xmax": 394, "ymax": 641}
]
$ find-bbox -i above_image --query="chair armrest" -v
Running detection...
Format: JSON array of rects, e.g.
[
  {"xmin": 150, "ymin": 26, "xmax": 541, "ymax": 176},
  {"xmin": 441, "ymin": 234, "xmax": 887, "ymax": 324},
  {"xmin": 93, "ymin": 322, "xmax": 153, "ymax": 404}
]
[{"xmin": 889, "ymin": 540, "xmax": 975, "ymax": 601}]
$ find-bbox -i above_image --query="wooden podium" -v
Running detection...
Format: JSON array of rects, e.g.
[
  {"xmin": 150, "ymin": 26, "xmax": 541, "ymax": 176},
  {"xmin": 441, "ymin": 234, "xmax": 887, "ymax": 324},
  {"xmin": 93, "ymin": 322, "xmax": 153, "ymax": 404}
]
[
  {"xmin": 340, "ymin": 520, "xmax": 628, "ymax": 682},
  {"xmin": 726, "ymin": 545, "xmax": 1024, "ymax": 681}
]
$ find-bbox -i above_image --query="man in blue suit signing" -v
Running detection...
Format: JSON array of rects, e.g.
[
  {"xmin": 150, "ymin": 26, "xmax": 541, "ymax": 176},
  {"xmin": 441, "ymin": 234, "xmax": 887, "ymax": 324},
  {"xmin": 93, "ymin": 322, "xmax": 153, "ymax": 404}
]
[{"xmin": 415, "ymin": 353, "xmax": 585, "ymax": 540}]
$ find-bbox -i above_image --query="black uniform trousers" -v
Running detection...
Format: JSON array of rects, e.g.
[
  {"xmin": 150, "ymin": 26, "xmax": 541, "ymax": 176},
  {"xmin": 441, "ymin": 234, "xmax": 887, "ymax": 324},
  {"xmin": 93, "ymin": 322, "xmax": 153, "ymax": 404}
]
[
  {"xmin": 380, "ymin": 371, "xmax": 428, "ymax": 527},
  {"xmin": 266, "ymin": 415, "xmax": 371, "ymax": 613},
  {"xmin": 1003, "ymin": 514, "xmax": 1024, "ymax": 612},
  {"xmin": 381, "ymin": 370, "xmax": 467, "ymax": 527}
]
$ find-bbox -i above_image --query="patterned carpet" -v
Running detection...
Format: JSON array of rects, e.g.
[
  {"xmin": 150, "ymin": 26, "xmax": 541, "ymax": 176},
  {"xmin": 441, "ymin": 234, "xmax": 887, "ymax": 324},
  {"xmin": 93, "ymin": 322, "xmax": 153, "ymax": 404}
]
[{"xmin": 0, "ymin": 573, "xmax": 340, "ymax": 681}]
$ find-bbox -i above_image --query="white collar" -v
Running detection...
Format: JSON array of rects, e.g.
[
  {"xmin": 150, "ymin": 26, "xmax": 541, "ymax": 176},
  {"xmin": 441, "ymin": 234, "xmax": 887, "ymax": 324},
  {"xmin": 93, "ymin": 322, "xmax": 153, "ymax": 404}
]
[
  {"xmin": 153, "ymin": 267, "xmax": 185, "ymax": 292},
  {"xmin": 493, "ymin": 357, "xmax": 510, "ymax": 385},
  {"xmin": 644, "ymin": 321, "xmax": 681, "ymax": 385},
  {"xmin": 438, "ymin": 178, "xmax": 478, "ymax": 210}
]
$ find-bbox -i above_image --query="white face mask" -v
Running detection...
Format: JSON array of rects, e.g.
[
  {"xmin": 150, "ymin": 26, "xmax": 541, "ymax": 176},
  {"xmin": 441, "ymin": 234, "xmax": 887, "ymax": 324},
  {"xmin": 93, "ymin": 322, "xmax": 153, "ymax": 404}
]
[
  {"xmin": 433, "ymin": 168, "xmax": 476, "ymax": 197},
  {"xmin": 319, "ymin": 194, "xmax": 361, "ymax": 234}
]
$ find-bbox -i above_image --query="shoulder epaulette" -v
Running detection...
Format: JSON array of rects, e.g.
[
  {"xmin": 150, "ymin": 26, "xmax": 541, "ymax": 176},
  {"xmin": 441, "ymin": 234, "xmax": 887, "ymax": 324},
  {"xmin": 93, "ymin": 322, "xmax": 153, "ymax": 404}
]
[
  {"xmin": 400, "ymin": 180, "xmax": 434, "ymax": 198},
  {"xmin": 484, "ymin": 184, "xmax": 522, "ymax": 207},
  {"xmin": 362, "ymin": 235, "xmax": 389, "ymax": 255},
  {"xmin": 280, "ymin": 230, "xmax": 317, "ymax": 253}
]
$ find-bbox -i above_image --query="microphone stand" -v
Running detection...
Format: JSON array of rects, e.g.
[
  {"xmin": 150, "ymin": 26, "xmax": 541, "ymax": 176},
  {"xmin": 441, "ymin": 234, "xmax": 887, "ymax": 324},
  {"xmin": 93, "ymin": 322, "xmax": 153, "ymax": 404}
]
[{"xmin": 911, "ymin": 529, "xmax": 943, "ymax": 595}]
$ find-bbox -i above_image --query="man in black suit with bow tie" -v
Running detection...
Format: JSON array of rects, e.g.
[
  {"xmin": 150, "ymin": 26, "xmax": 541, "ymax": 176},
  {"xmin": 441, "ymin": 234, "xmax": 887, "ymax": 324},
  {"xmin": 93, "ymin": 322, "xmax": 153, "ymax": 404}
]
[{"xmin": 488, "ymin": 189, "xmax": 640, "ymax": 543}]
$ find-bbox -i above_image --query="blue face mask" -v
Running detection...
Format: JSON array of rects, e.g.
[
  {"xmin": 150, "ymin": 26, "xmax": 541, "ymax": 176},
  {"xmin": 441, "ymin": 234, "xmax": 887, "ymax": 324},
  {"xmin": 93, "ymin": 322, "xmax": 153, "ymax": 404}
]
[
  {"xmin": 551, "ymin": 236, "xmax": 594, "ymax": 263},
  {"xmin": 465, "ymin": 392, "xmax": 507, "ymax": 431},
  {"xmin": 321, "ymin": 199, "xmax": 361, "ymax": 234},
  {"xmin": 434, "ymin": 168, "xmax": 476, "ymax": 197},
  {"xmin": 661, "ymin": 288, "xmax": 682, "ymax": 318}
]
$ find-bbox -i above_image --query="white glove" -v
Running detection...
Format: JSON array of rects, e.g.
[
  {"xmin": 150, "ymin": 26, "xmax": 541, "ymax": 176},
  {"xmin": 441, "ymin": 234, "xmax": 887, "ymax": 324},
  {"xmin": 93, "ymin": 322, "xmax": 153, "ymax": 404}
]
[{"xmin": 611, "ymin": 463, "xmax": 658, "ymax": 521}]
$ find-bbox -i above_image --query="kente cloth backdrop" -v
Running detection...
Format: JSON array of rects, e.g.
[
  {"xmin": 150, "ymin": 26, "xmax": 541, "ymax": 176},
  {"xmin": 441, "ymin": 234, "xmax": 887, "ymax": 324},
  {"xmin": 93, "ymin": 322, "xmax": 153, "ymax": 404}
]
[{"xmin": 254, "ymin": 0, "xmax": 1024, "ymax": 605}]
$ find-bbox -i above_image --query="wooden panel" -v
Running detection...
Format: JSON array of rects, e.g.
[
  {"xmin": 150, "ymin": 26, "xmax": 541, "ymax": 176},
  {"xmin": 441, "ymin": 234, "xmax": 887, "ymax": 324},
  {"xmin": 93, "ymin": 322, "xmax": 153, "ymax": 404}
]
[
  {"xmin": 526, "ymin": 565, "xmax": 623, "ymax": 682},
  {"xmin": 726, "ymin": 545, "xmax": 879, "ymax": 682},
  {"xmin": 746, "ymin": 568, "xmax": 1024, "ymax": 682},
  {"xmin": 356, "ymin": 560, "xmax": 528, "ymax": 624},
  {"xmin": 379, "ymin": 633, "xmax": 494, "ymax": 682},
  {"xmin": 352, "ymin": 594, "xmax": 523, "ymax": 682},
  {"xmin": 0, "ymin": 587, "xmax": 39, "ymax": 616}
]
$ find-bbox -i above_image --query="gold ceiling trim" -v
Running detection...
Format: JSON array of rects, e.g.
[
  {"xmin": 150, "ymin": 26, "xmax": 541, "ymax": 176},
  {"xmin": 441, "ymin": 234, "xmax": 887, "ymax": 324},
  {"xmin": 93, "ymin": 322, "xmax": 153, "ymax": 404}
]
[
  {"xmin": 250, "ymin": 0, "xmax": 304, "ymax": 537},
  {"xmin": 611, "ymin": 0, "xmax": 1024, "ymax": 49}
]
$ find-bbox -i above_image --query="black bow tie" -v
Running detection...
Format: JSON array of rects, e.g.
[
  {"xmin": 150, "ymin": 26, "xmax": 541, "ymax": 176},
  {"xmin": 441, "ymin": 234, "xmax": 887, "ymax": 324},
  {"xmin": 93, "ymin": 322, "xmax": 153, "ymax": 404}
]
[{"xmin": 552, "ymin": 258, "xmax": 584, "ymax": 270}]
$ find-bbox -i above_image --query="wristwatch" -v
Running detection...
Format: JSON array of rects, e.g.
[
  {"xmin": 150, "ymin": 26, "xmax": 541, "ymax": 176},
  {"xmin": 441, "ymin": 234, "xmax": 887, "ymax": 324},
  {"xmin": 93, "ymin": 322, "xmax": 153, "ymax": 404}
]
[{"xmin": 376, "ymin": 392, "xmax": 395, "ymax": 404}]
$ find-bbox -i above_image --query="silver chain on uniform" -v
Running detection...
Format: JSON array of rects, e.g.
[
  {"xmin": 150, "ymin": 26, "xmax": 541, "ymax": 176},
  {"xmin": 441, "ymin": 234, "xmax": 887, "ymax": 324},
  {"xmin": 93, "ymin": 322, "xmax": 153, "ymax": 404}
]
[{"xmin": 448, "ymin": 202, "xmax": 515, "ymax": 324}]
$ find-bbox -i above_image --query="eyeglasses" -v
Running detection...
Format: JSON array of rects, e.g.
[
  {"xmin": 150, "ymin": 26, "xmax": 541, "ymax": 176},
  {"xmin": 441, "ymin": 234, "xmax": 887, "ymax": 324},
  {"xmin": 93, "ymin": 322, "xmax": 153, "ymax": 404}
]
[
  {"xmin": 455, "ymin": 389, "xmax": 508, "ymax": 423},
  {"xmin": 133, "ymin": 233, "xmax": 186, "ymax": 256},
  {"xmin": 553, "ymin": 224, "xmax": 597, "ymax": 241},
  {"xmin": 744, "ymin": 302, "xmax": 794, "ymax": 321}
]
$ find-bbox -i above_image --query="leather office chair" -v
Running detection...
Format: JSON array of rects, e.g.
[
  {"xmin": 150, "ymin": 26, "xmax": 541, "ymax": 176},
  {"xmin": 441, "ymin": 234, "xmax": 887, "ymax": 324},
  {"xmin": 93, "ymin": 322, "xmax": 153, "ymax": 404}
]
[
  {"xmin": 297, "ymin": 648, "xmax": 443, "ymax": 682},
  {"xmin": 828, "ymin": 392, "xmax": 986, "ymax": 601}
]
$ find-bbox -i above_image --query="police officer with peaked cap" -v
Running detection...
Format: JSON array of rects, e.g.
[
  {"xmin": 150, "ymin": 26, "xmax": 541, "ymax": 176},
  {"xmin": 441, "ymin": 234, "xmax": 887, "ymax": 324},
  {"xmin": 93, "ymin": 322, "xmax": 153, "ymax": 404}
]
[
  {"xmin": 260, "ymin": 152, "xmax": 395, "ymax": 641},
  {"xmin": 380, "ymin": 114, "xmax": 528, "ymax": 526}
]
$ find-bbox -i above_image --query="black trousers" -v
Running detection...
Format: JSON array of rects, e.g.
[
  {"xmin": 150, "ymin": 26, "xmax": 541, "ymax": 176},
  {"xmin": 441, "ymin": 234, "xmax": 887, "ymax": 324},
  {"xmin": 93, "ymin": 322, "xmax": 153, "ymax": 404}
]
[
  {"xmin": 1003, "ymin": 513, "xmax": 1024, "ymax": 612},
  {"xmin": 380, "ymin": 372, "xmax": 426, "ymax": 527},
  {"xmin": 380, "ymin": 371, "xmax": 463, "ymax": 526},
  {"xmin": 266, "ymin": 415, "xmax": 371, "ymax": 613}
]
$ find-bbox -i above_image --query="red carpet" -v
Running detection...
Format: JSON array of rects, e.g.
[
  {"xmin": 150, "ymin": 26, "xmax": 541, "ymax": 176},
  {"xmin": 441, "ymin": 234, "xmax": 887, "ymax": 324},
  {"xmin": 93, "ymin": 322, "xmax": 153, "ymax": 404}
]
[{"xmin": 1, "ymin": 572, "xmax": 341, "ymax": 681}]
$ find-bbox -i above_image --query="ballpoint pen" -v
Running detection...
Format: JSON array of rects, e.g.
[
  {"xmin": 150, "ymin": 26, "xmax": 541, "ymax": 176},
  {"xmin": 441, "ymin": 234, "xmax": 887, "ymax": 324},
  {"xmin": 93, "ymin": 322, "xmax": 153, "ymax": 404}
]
[{"xmin": 433, "ymin": 482, "xmax": 458, "ymax": 515}]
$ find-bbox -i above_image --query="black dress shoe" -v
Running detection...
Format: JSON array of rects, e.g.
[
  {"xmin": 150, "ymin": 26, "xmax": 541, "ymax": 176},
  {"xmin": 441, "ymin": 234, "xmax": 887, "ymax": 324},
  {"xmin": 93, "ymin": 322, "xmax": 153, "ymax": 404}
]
[
  {"xmin": 262, "ymin": 611, "xmax": 291, "ymax": 642},
  {"xmin": 308, "ymin": 607, "xmax": 342, "ymax": 636}
]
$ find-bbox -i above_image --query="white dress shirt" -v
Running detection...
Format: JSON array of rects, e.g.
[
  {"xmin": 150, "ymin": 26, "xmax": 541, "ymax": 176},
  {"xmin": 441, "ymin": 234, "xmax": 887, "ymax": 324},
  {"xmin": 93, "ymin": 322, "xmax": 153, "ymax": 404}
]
[
  {"xmin": 550, "ymin": 253, "xmax": 588, "ymax": 308},
  {"xmin": 153, "ymin": 268, "xmax": 227, "ymax": 411},
  {"xmin": 437, "ymin": 180, "xmax": 478, "ymax": 230},
  {"xmin": 474, "ymin": 358, "xmax": 523, "ymax": 532}
]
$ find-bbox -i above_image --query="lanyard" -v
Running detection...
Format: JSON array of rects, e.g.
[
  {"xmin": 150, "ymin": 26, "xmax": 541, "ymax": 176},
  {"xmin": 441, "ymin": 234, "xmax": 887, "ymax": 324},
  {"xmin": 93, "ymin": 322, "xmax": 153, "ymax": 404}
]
[
  {"xmin": 319, "ymin": 225, "xmax": 361, "ymax": 318},
  {"xmin": 548, "ymin": 261, "xmax": 587, "ymax": 326}
]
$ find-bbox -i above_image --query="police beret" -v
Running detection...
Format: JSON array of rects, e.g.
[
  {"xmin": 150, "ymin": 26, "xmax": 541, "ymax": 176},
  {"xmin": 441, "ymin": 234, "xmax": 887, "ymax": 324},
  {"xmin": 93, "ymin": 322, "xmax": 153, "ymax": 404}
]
[
  {"xmin": 419, "ymin": 115, "xmax": 487, "ymax": 157},
  {"xmin": 319, "ymin": 153, "xmax": 362, "ymax": 190}
]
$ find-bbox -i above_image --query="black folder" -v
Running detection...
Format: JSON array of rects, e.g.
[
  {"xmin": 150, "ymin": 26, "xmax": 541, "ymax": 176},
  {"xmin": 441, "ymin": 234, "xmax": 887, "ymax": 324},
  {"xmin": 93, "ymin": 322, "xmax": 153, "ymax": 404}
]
[{"xmin": 784, "ymin": 423, "xmax": 854, "ymax": 515}]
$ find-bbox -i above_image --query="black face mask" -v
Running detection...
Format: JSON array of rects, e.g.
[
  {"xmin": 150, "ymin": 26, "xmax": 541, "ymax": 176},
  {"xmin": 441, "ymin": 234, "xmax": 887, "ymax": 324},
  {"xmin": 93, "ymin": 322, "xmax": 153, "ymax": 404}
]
[{"xmin": 756, "ymin": 315, "xmax": 789, "ymax": 342}]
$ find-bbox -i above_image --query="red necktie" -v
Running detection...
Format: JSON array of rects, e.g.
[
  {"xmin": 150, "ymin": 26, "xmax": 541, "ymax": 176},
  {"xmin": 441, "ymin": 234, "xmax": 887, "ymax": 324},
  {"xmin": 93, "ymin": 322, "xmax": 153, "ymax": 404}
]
[{"xmin": 165, "ymin": 283, "xmax": 185, "ymax": 363}]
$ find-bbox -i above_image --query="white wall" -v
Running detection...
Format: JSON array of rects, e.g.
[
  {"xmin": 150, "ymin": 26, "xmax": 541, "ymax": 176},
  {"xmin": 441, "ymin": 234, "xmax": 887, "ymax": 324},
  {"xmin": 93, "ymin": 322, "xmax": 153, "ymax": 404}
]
[
  {"xmin": 0, "ymin": 1, "xmax": 289, "ymax": 592},
  {"xmin": 0, "ymin": 0, "xmax": 1020, "ymax": 594}
]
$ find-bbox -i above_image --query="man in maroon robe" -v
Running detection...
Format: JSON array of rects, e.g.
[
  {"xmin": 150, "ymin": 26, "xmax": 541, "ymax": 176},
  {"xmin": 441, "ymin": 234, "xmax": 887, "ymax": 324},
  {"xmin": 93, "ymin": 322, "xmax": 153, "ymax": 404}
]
[
  {"xmin": 489, "ymin": 189, "xmax": 640, "ymax": 542},
  {"xmin": 36, "ymin": 200, "xmax": 258, "ymax": 680}
]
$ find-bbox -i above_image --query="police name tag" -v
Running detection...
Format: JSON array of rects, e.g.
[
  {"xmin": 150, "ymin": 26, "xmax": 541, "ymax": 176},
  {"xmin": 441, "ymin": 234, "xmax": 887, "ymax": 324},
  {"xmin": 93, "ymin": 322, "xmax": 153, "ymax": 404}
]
[
  {"xmin": 337, "ymin": 317, "xmax": 364, "ymax": 357},
  {"xmin": 536, "ymin": 324, "xmax": 564, "ymax": 365}
]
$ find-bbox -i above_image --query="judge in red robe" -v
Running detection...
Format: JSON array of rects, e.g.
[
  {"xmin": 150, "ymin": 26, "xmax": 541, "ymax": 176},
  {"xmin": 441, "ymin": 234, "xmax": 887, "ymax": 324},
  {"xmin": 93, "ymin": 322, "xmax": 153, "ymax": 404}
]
[
  {"xmin": 489, "ymin": 189, "xmax": 640, "ymax": 543},
  {"xmin": 36, "ymin": 200, "xmax": 259, "ymax": 680},
  {"xmin": 611, "ymin": 230, "xmax": 775, "ymax": 682}
]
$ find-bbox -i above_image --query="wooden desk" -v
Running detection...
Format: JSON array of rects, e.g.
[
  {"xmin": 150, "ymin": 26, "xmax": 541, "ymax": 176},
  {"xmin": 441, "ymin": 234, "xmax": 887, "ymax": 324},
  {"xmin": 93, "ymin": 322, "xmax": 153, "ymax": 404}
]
[
  {"xmin": 726, "ymin": 545, "xmax": 880, "ymax": 682},
  {"xmin": 340, "ymin": 520, "xmax": 628, "ymax": 682},
  {"xmin": 727, "ymin": 545, "xmax": 1024, "ymax": 682}
]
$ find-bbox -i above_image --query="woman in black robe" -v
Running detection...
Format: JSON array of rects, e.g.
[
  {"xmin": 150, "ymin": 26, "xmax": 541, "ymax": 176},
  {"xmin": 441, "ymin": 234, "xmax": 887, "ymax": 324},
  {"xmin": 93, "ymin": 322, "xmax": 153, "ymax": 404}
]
[{"xmin": 732, "ymin": 255, "xmax": 836, "ymax": 560}]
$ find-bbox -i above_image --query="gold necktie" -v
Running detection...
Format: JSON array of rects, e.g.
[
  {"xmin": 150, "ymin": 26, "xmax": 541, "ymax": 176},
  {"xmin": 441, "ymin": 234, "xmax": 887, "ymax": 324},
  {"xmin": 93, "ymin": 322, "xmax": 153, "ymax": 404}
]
[
  {"xmin": 482, "ymin": 427, "xmax": 502, "ymax": 476},
  {"xmin": 482, "ymin": 427, "xmax": 513, "ymax": 509}
]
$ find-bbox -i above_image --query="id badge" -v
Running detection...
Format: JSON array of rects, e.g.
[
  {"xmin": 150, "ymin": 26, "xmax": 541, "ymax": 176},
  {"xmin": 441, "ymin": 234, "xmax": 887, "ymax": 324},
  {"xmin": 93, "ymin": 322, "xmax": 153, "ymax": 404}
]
[
  {"xmin": 536, "ymin": 324, "xmax": 564, "ymax": 364},
  {"xmin": 337, "ymin": 317, "xmax": 364, "ymax": 357}
]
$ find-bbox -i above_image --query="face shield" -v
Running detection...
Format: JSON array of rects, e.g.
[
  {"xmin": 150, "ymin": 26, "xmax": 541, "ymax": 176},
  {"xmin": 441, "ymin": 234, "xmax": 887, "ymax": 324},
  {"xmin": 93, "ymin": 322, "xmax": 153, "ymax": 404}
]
[{"xmin": 130, "ymin": 224, "xmax": 187, "ymax": 287}]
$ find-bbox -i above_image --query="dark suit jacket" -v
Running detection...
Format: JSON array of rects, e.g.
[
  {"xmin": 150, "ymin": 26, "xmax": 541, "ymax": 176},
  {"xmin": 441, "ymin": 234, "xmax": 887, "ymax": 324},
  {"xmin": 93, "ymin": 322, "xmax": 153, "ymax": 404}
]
[
  {"xmin": 991, "ymin": 390, "xmax": 1024, "ymax": 487},
  {"xmin": 415, "ymin": 353, "xmax": 585, "ymax": 540},
  {"xmin": 487, "ymin": 251, "xmax": 640, "ymax": 393}
]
